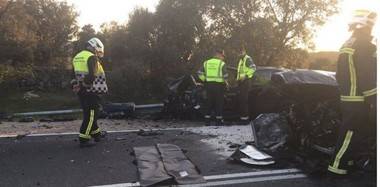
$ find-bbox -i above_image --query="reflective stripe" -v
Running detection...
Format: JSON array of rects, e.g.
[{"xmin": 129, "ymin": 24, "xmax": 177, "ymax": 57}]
[
  {"xmin": 91, "ymin": 128, "xmax": 101, "ymax": 135},
  {"xmin": 340, "ymin": 48, "xmax": 355, "ymax": 55},
  {"xmin": 363, "ymin": 88, "xmax": 376, "ymax": 97},
  {"xmin": 328, "ymin": 165, "xmax": 347, "ymax": 175},
  {"xmin": 340, "ymin": 47, "xmax": 357, "ymax": 96},
  {"xmin": 204, "ymin": 115, "xmax": 211, "ymax": 119},
  {"xmin": 79, "ymin": 133, "xmax": 91, "ymax": 139},
  {"xmin": 332, "ymin": 130, "xmax": 353, "ymax": 170},
  {"xmin": 340, "ymin": 95, "xmax": 365, "ymax": 102},
  {"xmin": 85, "ymin": 110, "xmax": 95, "ymax": 136},
  {"xmin": 348, "ymin": 54, "xmax": 357, "ymax": 96},
  {"xmin": 215, "ymin": 116, "xmax": 223, "ymax": 119}
]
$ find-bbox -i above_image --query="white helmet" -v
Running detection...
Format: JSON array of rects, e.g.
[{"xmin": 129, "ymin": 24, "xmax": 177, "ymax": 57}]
[
  {"xmin": 349, "ymin": 9, "xmax": 377, "ymax": 30},
  {"xmin": 87, "ymin": 37, "xmax": 104, "ymax": 57}
]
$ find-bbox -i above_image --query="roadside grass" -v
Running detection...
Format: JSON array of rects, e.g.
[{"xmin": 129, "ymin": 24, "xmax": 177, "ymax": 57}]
[
  {"xmin": 0, "ymin": 90, "xmax": 163, "ymax": 114},
  {"xmin": 0, "ymin": 90, "xmax": 79, "ymax": 114}
]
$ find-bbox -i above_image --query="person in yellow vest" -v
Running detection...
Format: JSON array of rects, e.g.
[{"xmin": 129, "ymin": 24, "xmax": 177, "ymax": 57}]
[
  {"xmin": 236, "ymin": 45, "xmax": 256, "ymax": 124},
  {"xmin": 198, "ymin": 49, "xmax": 228, "ymax": 126},
  {"xmin": 71, "ymin": 38, "xmax": 108, "ymax": 148},
  {"xmin": 328, "ymin": 10, "xmax": 377, "ymax": 175}
]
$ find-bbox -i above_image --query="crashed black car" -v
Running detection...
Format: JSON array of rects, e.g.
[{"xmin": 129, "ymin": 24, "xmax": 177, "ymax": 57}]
[
  {"xmin": 163, "ymin": 66, "xmax": 339, "ymax": 120},
  {"xmin": 162, "ymin": 66, "xmax": 375, "ymax": 173}
]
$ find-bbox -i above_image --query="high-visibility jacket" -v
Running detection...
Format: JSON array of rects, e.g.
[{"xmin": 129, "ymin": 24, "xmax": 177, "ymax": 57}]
[
  {"xmin": 237, "ymin": 55, "xmax": 256, "ymax": 81},
  {"xmin": 73, "ymin": 50, "xmax": 108, "ymax": 94},
  {"xmin": 198, "ymin": 58, "xmax": 228, "ymax": 83},
  {"xmin": 336, "ymin": 36, "xmax": 377, "ymax": 102}
]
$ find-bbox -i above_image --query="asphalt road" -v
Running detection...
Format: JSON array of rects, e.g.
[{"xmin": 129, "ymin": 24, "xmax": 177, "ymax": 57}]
[{"xmin": 0, "ymin": 127, "xmax": 376, "ymax": 187}]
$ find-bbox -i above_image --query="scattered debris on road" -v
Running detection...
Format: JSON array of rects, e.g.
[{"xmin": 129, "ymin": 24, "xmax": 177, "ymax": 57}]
[
  {"xmin": 137, "ymin": 129, "xmax": 164, "ymax": 136},
  {"xmin": 230, "ymin": 144, "xmax": 275, "ymax": 166}
]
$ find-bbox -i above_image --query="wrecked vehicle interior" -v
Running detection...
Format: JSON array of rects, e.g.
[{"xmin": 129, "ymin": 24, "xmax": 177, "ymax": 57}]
[{"xmin": 162, "ymin": 66, "xmax": 376, "ymax": 174}]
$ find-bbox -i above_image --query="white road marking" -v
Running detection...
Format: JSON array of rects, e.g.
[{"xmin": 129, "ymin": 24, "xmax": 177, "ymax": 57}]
[
  {"xmin": 204, "ymin": 168, "xmax": 301, "ymax": 180},
  {"xmin": 0, "ymin": 127, "xmax": 192, "ymax": 138},
  {"xmin": 178, "ymin": 173, "xmax": 307, "ymax": 187},
  {"xmin": 91, "ymin": 183, "xmax": 140, "ymax": 187},
  {"xmin": 90, "ymin": 168, "xmax": 306, "ymax": 187}
]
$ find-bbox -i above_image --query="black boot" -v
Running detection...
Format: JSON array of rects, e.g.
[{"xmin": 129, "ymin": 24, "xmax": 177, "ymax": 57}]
[{"xmin": 93, "ymin": 131, "xmax": 107, "ymax": 142}]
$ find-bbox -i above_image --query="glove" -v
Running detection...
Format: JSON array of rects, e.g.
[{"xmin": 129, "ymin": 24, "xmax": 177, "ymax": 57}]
[{"xmin": 70, "ymin": 79, "xmax": 81, "ymax": 93}]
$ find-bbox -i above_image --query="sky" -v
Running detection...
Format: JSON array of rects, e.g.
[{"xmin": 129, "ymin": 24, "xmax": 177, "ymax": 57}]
[{"xmin": 66, "ymin": 0, "xmax": 379, "ymax": 52}]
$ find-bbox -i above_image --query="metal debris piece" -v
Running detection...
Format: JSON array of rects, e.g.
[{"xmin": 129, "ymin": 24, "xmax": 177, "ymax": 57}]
[
  {"xmin": 230, "ymin": 144, "xmax": 275, "ymax": 166},
  {"xmin": 239, "ymin": 144, "xmax": 273, "ymax": 161},
  {"xmin": 240, "ymin": 158, "xmax": 275, "ymax": 165},
  {"xmin": 251, "ymin": 113, "xmax": 289, "ymax": 152}
]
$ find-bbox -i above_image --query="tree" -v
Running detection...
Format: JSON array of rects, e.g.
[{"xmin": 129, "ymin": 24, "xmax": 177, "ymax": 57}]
[
  {"xmin": 0, "ymin": 0, "xmax": 78, "ymax": 89},
  {"xmin": 73, "ymin": 24, "xmax": 97, "ymax": 54},
  {"xmin": 201, "ymin": 0, "xmax": 338, "ymax": 66},
  {"xmin": 0, "ymin": 0, "xmax": 78, "ymax": 66},
  {"xmin": 151, "ymin": 0, "xmax": 207, "ymax": 77}
]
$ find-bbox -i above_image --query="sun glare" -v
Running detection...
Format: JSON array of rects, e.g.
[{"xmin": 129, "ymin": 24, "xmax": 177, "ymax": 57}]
[{"xmin": 314, "ymin": 0, "xmax": 380, "ymax": 52}]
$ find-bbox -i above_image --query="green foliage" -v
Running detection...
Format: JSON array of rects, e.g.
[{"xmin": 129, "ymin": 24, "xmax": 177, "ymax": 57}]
[{"xmin": 0, "ymin": 0, "xmax": 78, "ymax": 87}]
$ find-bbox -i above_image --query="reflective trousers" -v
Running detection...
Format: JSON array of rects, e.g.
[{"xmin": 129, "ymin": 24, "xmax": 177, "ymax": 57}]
[
  {"xmin": 328, "ymin": 101, "xmax": 369, "ymax": 175},
  {"xmin": 78, "ymin": 93, "xmax": 101, "ymax": 142}
]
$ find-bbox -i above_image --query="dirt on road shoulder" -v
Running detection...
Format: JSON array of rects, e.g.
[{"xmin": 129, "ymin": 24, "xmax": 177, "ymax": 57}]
[{"xmin": 0, "ymin": 119, "xmax": 204, "ymax": 136}]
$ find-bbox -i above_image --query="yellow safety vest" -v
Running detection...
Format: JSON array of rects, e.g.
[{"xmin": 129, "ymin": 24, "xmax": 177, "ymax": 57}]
[
  {"xmin": 202, "ymin": 58, "xmax": 225, "ymax": 83},
  {"xmin": 73, "ymin": 50, "xmax": 108, "ymax": 94},
  {"xmin": 237, "ymin": 55, "xmax": 255, "ymax": 81}
]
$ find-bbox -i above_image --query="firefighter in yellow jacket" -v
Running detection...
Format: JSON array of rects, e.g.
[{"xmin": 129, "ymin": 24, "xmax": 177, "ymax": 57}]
[
  {"xmin": 328, "ymin": 10, "xmax": 377, "ymax": 175},
  {"xmin": 72, "ymin": 38, "xmax": 108, "ymax": 148},
  {"xmin": 236, "ymin": 45, "xmax": 256, "ymax": 124}
]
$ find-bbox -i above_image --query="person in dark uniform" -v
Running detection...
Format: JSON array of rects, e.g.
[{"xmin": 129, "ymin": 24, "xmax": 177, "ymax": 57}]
[
  {"xmin": 328, "ymin": 9, "xmax": 377, "ymax": 175},
  {"xmin": 72, "ymin": 38, "xmax": 108, "ymax": 148}
]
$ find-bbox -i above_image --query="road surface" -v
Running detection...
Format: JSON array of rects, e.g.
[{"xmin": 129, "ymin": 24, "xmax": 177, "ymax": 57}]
[{"xmin": 0, "ymin": 125, "xmax": 375, "ymax": 187}]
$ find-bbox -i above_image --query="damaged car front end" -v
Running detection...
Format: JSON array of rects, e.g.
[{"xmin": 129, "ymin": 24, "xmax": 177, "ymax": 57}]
[{"xmin": 162, "ymin": 67, "xmax": 376, "ymax": 173}]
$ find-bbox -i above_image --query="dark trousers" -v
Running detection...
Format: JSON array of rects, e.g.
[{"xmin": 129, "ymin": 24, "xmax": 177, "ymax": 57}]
[
  {"xmin": 204, "ymin": 82, "xmax": 225, "ymax": 120},
  {"xmin": 328, "ymin": 101, "xmax": 369, "ymax": 175},
  {"xmin": 238, "ymin": 79, "xmax": 250, "ymax": 119},
  {"xmin": 78, "ymin": 93, "xmax": 101, "ymax": 142}
]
